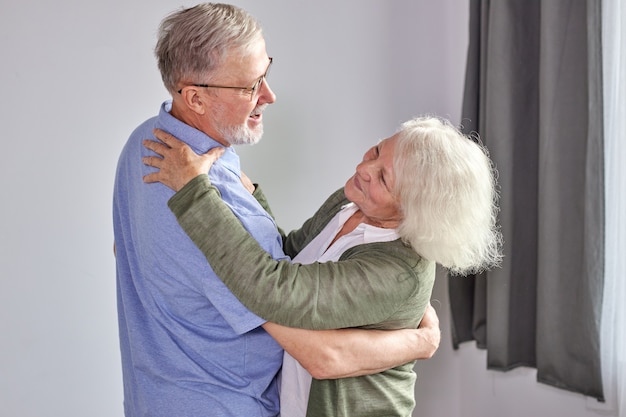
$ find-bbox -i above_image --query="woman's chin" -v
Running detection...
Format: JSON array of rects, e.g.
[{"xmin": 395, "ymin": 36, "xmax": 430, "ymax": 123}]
[{"xmin": 343, "ymin": 178, "xmax": 358, "ymax": 202}]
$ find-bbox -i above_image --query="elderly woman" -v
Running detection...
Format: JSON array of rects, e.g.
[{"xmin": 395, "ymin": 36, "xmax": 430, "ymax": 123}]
[{"xmin": 143, "ymin": 115, "xmax": 502, "ymax": 417}]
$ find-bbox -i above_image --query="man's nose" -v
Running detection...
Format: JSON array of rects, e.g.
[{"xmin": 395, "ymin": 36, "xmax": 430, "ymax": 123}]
[{"xmin": 258, "ymin": 79, "xmax": 276, "ymax": 104}]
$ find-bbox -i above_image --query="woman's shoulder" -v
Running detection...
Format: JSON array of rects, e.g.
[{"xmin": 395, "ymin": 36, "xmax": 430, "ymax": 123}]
[
  {"xmin": 339, "ymin": 240, "xmax": 436, "ymax": 330},
  {"xmin": 340, "ymin": 239, "xmax": 434, "ymax": 274}
]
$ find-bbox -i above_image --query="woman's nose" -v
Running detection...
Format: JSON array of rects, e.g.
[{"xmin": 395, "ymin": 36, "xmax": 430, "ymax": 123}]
[{"xmin": 356, "ymin": 161, "xmax": 373, "ymax": 180}]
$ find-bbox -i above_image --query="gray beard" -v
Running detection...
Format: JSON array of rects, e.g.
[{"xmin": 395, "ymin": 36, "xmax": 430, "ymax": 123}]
[{"xmin": 220, "ymin": 122, "xmax": 263, "ymax": 146}]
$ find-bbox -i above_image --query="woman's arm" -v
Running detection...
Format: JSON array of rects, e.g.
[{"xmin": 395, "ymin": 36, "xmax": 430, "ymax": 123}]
[
  {"xmin": 144, "ymin": 130, "xmax": 432, "ymax": 331},
  {"xmin": 166, "ymin": 174, "xmax": 427, "ymax": 329},
  {"xmin": 142, "ymin": 131, "xmax": 440, "ymax": 377},
  {"xmin": 264, "ymin": 303, "xmax": 440, "ymax": 379}
]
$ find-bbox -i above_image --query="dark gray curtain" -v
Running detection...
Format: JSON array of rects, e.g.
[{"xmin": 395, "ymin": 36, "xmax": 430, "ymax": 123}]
[{"xmin": 449, "ymin": 0, "xmax": 605, "ymax": 400}]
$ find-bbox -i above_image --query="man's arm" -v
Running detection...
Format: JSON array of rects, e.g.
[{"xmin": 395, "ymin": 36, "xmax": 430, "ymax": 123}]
[{"xmin": 263, "ymin": 304, "xmax": 440, "ymax": 379}]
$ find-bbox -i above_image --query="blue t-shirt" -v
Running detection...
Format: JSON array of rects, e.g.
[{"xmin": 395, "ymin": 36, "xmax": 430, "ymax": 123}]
[{"xmin": 113, "ymin": 101, "xmax": 286, "ymax": 417}]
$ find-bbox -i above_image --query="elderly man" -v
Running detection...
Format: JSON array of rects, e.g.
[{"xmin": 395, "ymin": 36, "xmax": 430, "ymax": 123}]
[{"xmin": 113, "ymin": 3, "xmax": 440, "ymax": 417}]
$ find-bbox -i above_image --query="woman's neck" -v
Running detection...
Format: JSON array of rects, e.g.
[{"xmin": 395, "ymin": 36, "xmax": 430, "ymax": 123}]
[
  {"xmin": 329, "ymin": 211, "xmax": 364, "ymax": 248},
  {"xmin": 329, "ymin": 209, "xmax": 399, "ymax": 247}
]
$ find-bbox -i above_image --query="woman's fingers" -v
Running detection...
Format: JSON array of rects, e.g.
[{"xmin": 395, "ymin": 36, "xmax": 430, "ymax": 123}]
[
  {"xmin": 143, "ymin": 171, "xmax": 161, "ymax": 184},
  {"xmin": 239, "ymin": 170, "xmax": 255, "ymax": 194},
  {"xmin": 204, "ymin": 147, "xmax": 225, "ymax": 163},
  {"xmin": 141, "ymin": 130, "xmax": 226, "ymax": 191},
  {"xmin": 143, "ymin": 139, "xmax": 169, "ymax": 158},
  {"xmin": 153, "ymin": 128, "xmax": 183, "ymax": 148},
  {"xmin": 142, "ymin": 155, "xmax": 162, "ymax": 168}
]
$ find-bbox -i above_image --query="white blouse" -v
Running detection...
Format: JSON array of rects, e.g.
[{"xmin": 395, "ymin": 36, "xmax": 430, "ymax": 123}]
[{"xmin": 279, "ymin": 203, "xmax": 400, "ymax": 417}]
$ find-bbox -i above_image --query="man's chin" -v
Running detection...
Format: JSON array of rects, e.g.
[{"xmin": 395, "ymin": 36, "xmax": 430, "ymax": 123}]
[
  {"xmin": 228, "ymin": 135, "xmax": 262, "ymax": 146},
  {"xmin": 225, "ymin": 127, "xmax": 263, "ymax": 146}
]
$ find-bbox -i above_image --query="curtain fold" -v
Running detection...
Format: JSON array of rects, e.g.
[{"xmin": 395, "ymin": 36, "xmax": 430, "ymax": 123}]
[
  {"xmin": 601, "ymin": 0, "xmax": 626, "ymax": 414},
  {"xmin": 450, "ymin": 0, "xmax": 604, "ymax": 400}
]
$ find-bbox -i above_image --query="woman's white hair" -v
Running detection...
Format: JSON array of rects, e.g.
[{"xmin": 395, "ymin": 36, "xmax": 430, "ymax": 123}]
[{"xmin": 393, "ymin": 116, "xmax": 503, "ymax": 275}]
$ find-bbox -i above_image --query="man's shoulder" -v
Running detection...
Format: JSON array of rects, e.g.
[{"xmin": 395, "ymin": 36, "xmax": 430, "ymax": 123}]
[{"xmin": 129, "ymin": 116, "xmax": 159, "ymax": 141}]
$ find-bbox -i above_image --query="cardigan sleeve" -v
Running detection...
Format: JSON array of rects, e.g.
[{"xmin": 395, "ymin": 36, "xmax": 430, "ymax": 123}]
[
  {"xmin": 251, "ymin": 183, "xmax": 287, "ymax": 245},
  {"xmin": 168, "ymin": 174, "xmax": 429, "ymax": 330}
]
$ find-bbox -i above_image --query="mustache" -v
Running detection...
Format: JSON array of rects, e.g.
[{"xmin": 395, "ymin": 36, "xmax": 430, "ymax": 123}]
[{"xmin": 251, "ymin": 103, "xmax": 268, "ymax": 116}]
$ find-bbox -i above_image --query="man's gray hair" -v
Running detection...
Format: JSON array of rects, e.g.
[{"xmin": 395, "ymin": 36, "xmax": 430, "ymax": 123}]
[{"xmin": 155, "ymin": 3, "xmax": 263, "ymax": 94}]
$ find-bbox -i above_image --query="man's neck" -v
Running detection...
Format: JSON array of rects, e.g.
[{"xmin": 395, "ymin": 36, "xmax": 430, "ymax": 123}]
[{"xmin": 169, "ymin": 100, "xmax": 230, "ymax": 147}]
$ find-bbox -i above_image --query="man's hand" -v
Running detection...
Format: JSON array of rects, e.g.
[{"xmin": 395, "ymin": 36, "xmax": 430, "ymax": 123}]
[
  {"xmin": 416, "ymin": 303, "xmax": 441, "ymax": 359},
  {"xmin": 262, "ymin": 303, "xmax": 441, "ymax": 379}
]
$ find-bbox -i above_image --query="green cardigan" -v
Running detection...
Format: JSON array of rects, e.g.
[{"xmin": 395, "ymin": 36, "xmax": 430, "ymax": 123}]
[{"xmin": 168, "ymin": 175, "xmax": 436, "ymax": 417}]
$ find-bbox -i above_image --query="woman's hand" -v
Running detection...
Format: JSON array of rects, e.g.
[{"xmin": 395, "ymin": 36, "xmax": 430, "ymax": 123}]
[
  {"xmin": 142, "ymin": 128, "xmax": 225, "ymax": 192},
  {"xmin": 240, "ymin": 171, "xmax": 255, "ymax": 194}
]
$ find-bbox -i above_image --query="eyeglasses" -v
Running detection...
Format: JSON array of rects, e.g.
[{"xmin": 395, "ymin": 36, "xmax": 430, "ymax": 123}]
[{"xmin": 178, "ymin": 57, "xmax": 273, "ymax": 101}]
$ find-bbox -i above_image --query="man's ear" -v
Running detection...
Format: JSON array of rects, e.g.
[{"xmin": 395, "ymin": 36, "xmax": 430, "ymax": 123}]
[{"xmin": 179, "ymin": 86, "xmax": 207, "ymax": 116}]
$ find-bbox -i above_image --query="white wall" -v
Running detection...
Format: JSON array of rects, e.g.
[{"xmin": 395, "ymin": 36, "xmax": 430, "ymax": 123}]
[{"xmin": 0, "ymin": 1, "xmax": 611, "ymax": 416}]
